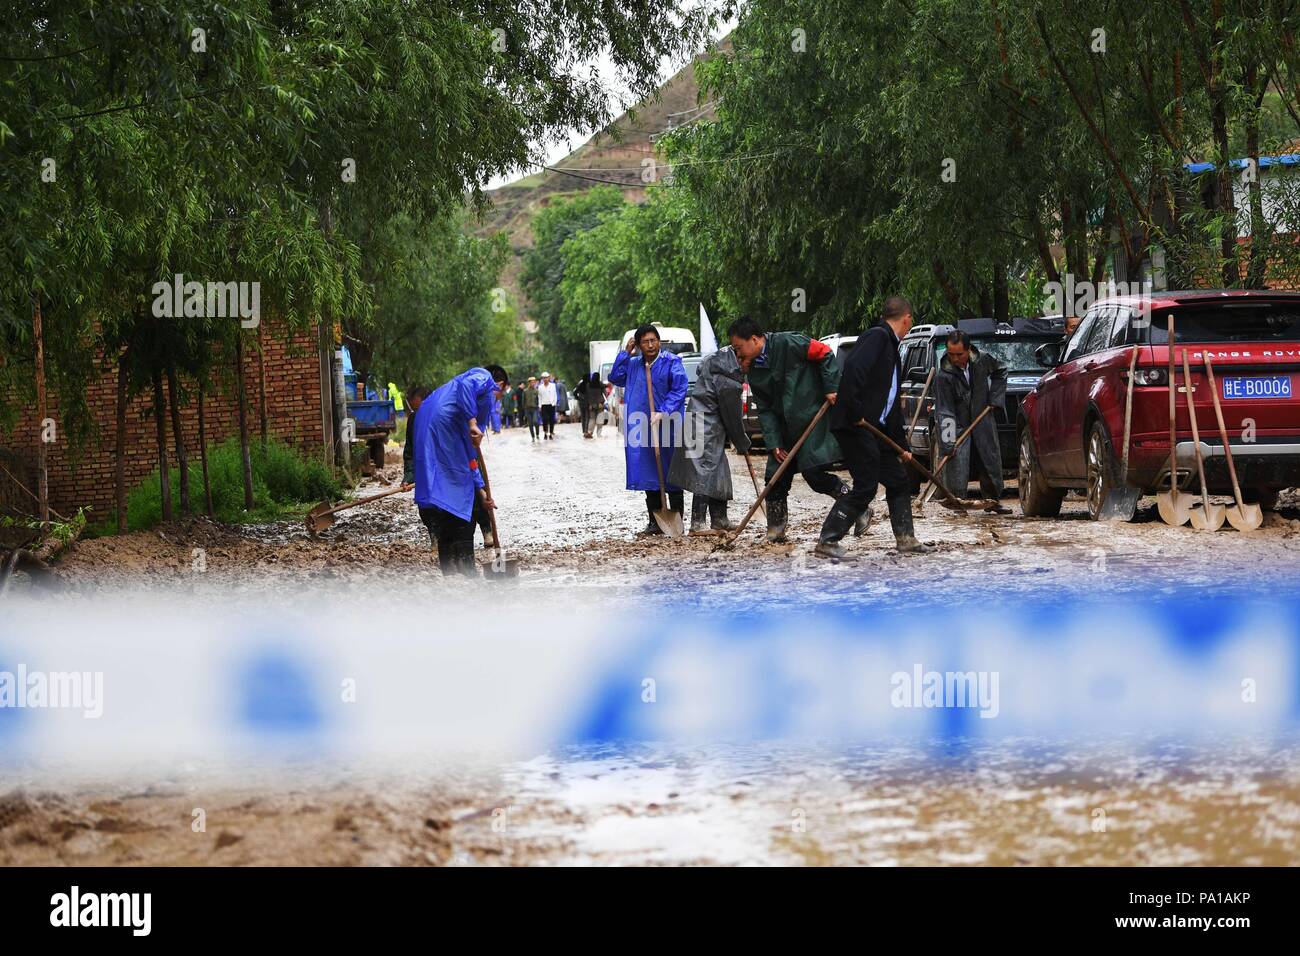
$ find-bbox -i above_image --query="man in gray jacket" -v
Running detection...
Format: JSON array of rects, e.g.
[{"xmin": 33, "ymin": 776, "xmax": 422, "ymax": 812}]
[
  {"xmin": 933, "ymin": 330, "xmax": 1009, "ymax": 508},
  {"xmin": 667, "ymin": 347, "xmax": 750, "ymax": 532}
]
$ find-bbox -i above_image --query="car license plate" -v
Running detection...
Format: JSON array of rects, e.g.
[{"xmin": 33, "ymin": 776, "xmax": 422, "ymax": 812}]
[{"xmin": 1221, "ymin": 375, "xmax": 1292, "ymax": 400}]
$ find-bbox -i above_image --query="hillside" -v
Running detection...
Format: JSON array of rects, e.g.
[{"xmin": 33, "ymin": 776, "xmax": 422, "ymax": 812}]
[{"xmin": 469, "ymin": 46, "xmax": 721, "ymax": 348}]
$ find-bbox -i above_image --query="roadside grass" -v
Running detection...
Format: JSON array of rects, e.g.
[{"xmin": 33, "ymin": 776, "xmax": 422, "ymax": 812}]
[{"xmin": 90, "ymin": 438, "xmax": 349, "ymax": 535}]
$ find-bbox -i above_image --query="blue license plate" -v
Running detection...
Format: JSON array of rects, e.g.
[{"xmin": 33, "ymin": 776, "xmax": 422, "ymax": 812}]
[{"xmin": 1221, "ymin": 375, "xmax": 1292, "ymax": 400}]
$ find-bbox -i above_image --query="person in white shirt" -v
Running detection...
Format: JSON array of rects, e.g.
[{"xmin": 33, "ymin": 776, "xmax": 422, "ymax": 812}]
[{"xmin": 537, "ymin": 372, "xmax": 559, "ymax": 439}]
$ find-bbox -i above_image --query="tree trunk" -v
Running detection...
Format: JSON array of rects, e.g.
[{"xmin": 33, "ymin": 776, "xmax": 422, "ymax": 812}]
[
  {"xmin": 197, "ymin": 378, "xmax": 214, "ymax": 517},
  {"xmin": 257, "ymin": 322, "xmax": 269, "ymax": 448},
  {"xmin": 166, "ymin": 365, "xmax": 190, "ymax": 515},
  {"xmin": 116, "ymin": 349, "xmax": 128, "ymax": 533},
  {"xmin": 1245, "ymin": 69, "xmax": 1267, "ymax": 289},
  {"xmin": 1208, "ymin": 4, "xmax": 1240, "ymax": 285},
  {"xmin": 32, "ymin": 292, "xmax": 49, "ymax": 531},
  {"xmin": 152, "ymin": 368, "xmax": 172, "ymax": 521},
  {"xmin": 233, "ymin": 326, "xmax": 255, "ymax": 511},
  {"xmin": 993, "ymin": 264, "xmax": 1010, "ymax": 323}
]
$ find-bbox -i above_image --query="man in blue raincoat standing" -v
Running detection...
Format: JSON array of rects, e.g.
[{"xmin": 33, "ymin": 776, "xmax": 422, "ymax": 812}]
[
  {"xmin": 608, "ymin": 325, "xmax": 689, "ymax": 536},
  {"xmin": 413, "ymin": 364, "xmax": 510, "ymax": 575}
]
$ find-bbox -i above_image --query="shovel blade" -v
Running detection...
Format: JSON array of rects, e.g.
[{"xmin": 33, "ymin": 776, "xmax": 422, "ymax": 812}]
[
  {"xmin": 1226, "ymin": 503, "xmax": 1263, "ymax": 532},
  {"xmin": 652, "ymin": 508, "xmax": 685, "ymax": 539},
  {"xmin": 1189, "ymin": 503, "xmax": 1226, "ymax": 531},
  {"xmin": 1156, "ymin": 492, "xmax": 1192, "ymax": 527},
  {"xmin": 305, "ymin": 504, "xmax": 336, "ymax": 535},
  {"xmin": 1098, "ymin": 486, "xmax": 1141, "ymax": 522},
  {"xmin": 484, "ymin": 555, "xmax": 521, "ymax": 579}
]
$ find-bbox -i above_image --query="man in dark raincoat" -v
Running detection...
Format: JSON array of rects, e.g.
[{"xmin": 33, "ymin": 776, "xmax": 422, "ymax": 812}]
[
  {"xmin": 608, "ymin": 324, "xmax": 689, "ymax": 536},
  {"xmin": 413, "ymin": 364, "xmax": 510, "ymax": 576},
  {"xmin": 816, "ymin": 297, "xmax": 933, "ymax": 558},
  {"xmin": 933, "ymin": 329, "xmax": 1009, "ymax": 509},
  {"xmin": 667, "ymin": 346, "xmax": 749, "ymax": 532},
  {"xmin": 727, "ymin": 316, "xmax": 867, "ymax": 543}
]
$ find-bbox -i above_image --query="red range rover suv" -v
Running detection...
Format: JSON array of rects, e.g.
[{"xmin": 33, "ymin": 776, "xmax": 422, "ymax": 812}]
[{"xmin": 1018, "ymin": 290, "xmax": 1300, "ymax": 520}]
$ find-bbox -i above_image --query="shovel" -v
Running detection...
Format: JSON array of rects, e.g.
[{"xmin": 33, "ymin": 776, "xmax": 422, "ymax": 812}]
[
  {"xmin": 906, "ymin": 367, "xmax": 936, "ymax": 445},
  {"xmin": 716, "ymin": 400, "xmax": 831, "ymax": 551},
  {"xmin": 1098, "ymin": 345, "xmax": 1144, "ymax": 521},
  {"xmin": 918, "ymin": 405, "xmax": 994, "ymax": 511},
  {"xmin": 644, "ymin": 361, "xmax": 684, "ymax": 539},
  {"xmin": 858, "ymin": 419, "xmax": 970, "ymax": 512},
  {"xmin": 306, "ymin": 483, "xmax": 412, "ymax": 535},
  {"xmin": 1202, "ymin": 353, "xmax": 1263, "ymax": 532},
  {"xmin": 476, "ymin": 448, "xmax": 520, "ymax": 577},
  {"xmin": 1156, "ymin": 316, "xmax": 1192, "ymax": 526},
  {"xmin": 1182, "ymin": 350, "xmax": 1225, "ymax": 532}
]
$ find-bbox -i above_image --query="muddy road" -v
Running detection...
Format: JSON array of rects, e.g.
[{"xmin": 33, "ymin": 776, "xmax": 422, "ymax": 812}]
[
  {"xmin": 5, "ymin": 421, "xmax": 1300, "ymax": 866},
  {"xmin": 49, "ymin": 420, "xmax": 1300, "ymax": 604}
]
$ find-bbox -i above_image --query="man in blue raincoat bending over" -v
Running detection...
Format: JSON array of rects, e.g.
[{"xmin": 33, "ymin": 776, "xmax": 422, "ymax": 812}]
[
  {"xmin": 609, "ymin": 325, "xmax": 689, "ymax": 536},
  {"xmin": 413, "ymin": 364, "xmax": 510, "ymax": 575}
]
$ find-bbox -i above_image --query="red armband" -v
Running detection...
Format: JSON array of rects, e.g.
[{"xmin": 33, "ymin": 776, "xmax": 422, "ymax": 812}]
[{"xmin": 807, "ymin": 339, "xmax": 831, "ymax": 361}]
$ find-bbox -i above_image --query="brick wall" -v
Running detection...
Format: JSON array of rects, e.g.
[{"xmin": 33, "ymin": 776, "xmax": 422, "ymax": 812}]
[{"xmin": 0, "ymin": 322, "xmax": 326, "ymax": 522}]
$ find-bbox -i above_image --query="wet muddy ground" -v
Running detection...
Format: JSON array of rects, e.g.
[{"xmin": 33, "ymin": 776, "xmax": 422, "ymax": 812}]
[
  {"xmin": 6, "ymin": 422, "xmax": 1300, "ymax": 865},
  {"xmin": 46, "ymin": 421, "xmax": 1300, "ymax": 606}
]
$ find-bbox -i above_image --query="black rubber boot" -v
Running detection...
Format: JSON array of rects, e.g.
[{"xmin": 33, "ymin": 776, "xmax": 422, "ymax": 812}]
[
  {"xmin": 690, "ymin": 495, "xmax": 710, "ymax": 533},
  {"xmin": 815, "ymin": 500, "xmax": 862, "ymax": 560},
  {"xmin": 888, "ymin": 494, "xmax": 934, "ymax": 553},
  {"xmin": 766, "ymin": 498, "xmax": 788, "ymax": 543},
  {"xmin": 835, "ymin": 480, "xmax": 871, "ymax": 536},
  {"xmin": 641, "ymin": 493, "xmax": 664, "ymax": 536},
  {"xmin": 708, "ymin": 498, "xmax": 736, "ymax": 531}
]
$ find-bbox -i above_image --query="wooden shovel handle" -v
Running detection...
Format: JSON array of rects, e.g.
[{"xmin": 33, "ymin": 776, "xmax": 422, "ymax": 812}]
[
  {"xmin": 919, "ymin": 405, "xmax": 993, "ymax": 505},
  {"xmin": 476, "ymin": 448, "xmax": 503, "ymax": 550},
  {"xmin": 743, "ymin": 450, "xmax": 767, "ymax": 517},
  {"xmin": 858, "ymin": 419, "xmax": 966, "ymax": 509},
  {"xmin": 1201, "ymin": 353, "xmax": 1248, "ymax": 509},
  {"xmin": 644, "ymin": 360, "xmax": 670, "ymax": 499},
  {"xmin": 317, "ymin": 482, "xmax": 412, "ymax": 518},
  {"xmin": 906, "ymin": 367, "xmax": 936, "ymax": 445},
  {"xmin": 720, "ymin": 400, "xmax": 831, "ymax": 547},
  {"xmin": 1181, "ymin": 349, "xmax": 1213, "ymax": 515}
]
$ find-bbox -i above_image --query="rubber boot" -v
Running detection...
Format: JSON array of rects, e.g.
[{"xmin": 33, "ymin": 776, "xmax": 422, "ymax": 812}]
[
  {"xmin": 708, "ymin": 497, "xmax": 736, "ymax": 531},
  {"xmin": 690, "ymin": 495, "xmax": 710, "ymax": 533},
  {"xmin": 815, "ymin": 500, "xmax": 861, "ymax": 560},
  {"xmin": 888, "ymin": 494, "xmax": 934, "ymax": 553},
  {"xmin": 641, "ymin": 494, "xmax": 664, "ymax": 536},
  {"xmin": 766, "ymin": 498, "xmax": 788, "ymax": 543},
  {"xmin": 834, "ymin": 480, "xmax": 871, "ymax": 536}
]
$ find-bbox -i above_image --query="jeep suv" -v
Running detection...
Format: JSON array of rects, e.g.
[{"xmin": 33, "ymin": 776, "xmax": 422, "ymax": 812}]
[
  {"xmin": 1018, "ymin": 290, "xmax": 1300, "ymax": 520},
  {"xmin": 898, "ymin": 317, "xmax": 1067, "ymax": 482}
]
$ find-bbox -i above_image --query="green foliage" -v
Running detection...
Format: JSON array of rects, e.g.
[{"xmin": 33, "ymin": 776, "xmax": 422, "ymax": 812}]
[{"xmin": 122, "ymin": 438, "xmax": 345, "ymax": 531}]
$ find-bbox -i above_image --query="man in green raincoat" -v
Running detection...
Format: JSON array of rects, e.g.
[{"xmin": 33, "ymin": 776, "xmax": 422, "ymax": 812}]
[{"xmin": 727, "ymin": 316, "xmax": 868, "ymax": 543}]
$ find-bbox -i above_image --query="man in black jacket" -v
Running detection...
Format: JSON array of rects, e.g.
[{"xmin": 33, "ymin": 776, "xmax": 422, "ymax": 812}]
[
  {"xmin": 934, "ymin": 330, "xmax": 1009, "ymax": 509},
  {"xmin": 816, "ymin": 296, "xmax": 933, "ymax": 558}
]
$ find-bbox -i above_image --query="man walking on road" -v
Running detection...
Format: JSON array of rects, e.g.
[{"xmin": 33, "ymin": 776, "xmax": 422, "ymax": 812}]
[
  {"xmin": 522, "ymin": 376, "xmax": 540, "ymax": 442},
  {"xmin": 934, "ymin": 329, "xmax": 1010, "ymax": 510},
  {"xmin": 815, "ymin": 297, "xmax": 933, "ymax": 558},
  {"xmin": 609, "ymin": 325, "xmax": 689, "ymax": 536},
  {"xmin": 413, "ymin": 364, "xmax": 510, "ymax": 576},
  {"xmin": 537, "ymin": 372, "xmax": 558, "ymax": 440},
  {"xmin": 667, "ymin": 346, "xmax": 749, "ymax": 532},
  {"xmin": 728, "ymin": 316, "xmax": 866, "ymax": 543}
]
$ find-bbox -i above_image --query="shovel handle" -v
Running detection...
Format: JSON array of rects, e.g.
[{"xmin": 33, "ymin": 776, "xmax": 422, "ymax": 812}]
[
  {"xmin": 919, "ymin": 405, "xmax": 993, "ymax": 506},
  {"xmin": 315, "ymin": 482, "xmax": 413, "ymax": 519},
  {"xmin": 1166, "ymin": 315, "xmax": 1179, "ymax": 499},
  {"xmin": 1201, "ymin": 354, "xmax": 1248, "ymax": 510},
  {"xmin": 858, "ymin": 419, "xmax": 966, "ymax": 509},
  {"xmin": 742, "ymin": 450, "xmax": 767, "ymax": 518},
  {"xmin": 719, "ymin": 400, "xmax": 831, "ymax": 549},
  {"xmin": 1181, "ymin": 349, "xmax": 1214, "ymax": 518},
  {"xmin": 906, "ymin": 367, "xmax": 935, "ymax": 445},
  {"xmin": 644, "ymin": 360, "xmax": 672, "ymax": 501},
  {"xmin": 476, "ymin": 448, "xmax": 503, "ymax": 551},
  {"xmin": 1120, "ymin": 345, "xmax": 1139, "ymax": 484}
]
